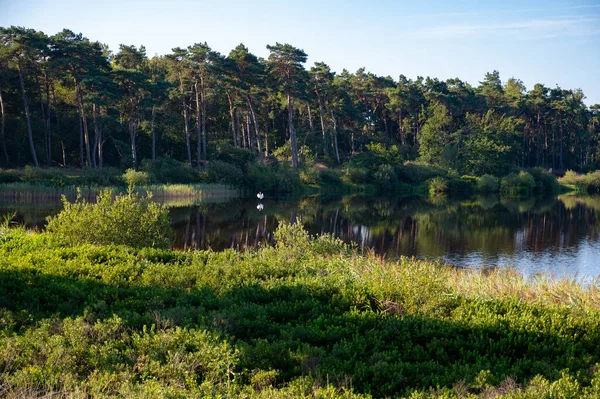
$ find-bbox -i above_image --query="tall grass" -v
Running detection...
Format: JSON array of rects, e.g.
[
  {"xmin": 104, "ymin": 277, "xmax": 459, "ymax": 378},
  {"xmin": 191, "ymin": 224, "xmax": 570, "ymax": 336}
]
[{"xmin": 0, "ymin": 182, "xmax": 239, "ymax": 203}]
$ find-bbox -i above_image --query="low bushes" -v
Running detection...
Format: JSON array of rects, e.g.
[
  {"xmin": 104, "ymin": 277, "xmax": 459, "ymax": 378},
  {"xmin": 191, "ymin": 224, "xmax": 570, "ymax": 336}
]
[
  {"xmin": 245, "ymin": 163, "xmax": 302, "ymax": 193},
  {"xmin": 0, "ymin": 168, "xmax": 21, "ymax": 183},
  {"xmin": 396, "ymin": 161, "xmax": 447, "ymax": 186},
  {"xmin": 141, "ymin": 156, "xmax": 194, "ymax": 184},
  {"xmin": 528, "ymin": 167, "xmax": 560, "ymax": 194},
  {"xmin": 476, "ymin": 174, "xmax": 499, "ymax": 193},
  {"xmin": 200, "ymin": 160, "xmax": 244, "ymax": 186},
  {"xmin": 1, "ymin": 223, "xmax": 600, "ymax": 397},
  {"xmin": 79, "ymin": 167, "xmax": 124, "ymax": 186},
  {"xmin": 46, "ymin": 190, "xmax": 172, "ymax": 249},
  {"xmin": 559, "ymin": 170, "xmax": 600, "ymax": 193},
  {"xmin": 500, "ymin": 171, "xmax": 536, "ymax": 196},
  {"xmin": 122, "ymin": 168, "xmax": 151, "ymax": 187}
]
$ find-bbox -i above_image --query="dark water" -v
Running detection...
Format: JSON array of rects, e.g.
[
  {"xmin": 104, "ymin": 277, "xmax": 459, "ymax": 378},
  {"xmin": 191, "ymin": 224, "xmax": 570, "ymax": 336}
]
[{"xmin": 3, "ymin": 193, "xmax": 600, "ymax": 279}]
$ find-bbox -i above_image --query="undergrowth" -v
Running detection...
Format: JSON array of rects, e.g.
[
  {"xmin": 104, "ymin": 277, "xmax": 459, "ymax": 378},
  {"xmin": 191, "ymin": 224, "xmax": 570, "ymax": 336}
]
[{"xmin": 0, "ymin": 222, "xmax": 599, "ymax": 398}]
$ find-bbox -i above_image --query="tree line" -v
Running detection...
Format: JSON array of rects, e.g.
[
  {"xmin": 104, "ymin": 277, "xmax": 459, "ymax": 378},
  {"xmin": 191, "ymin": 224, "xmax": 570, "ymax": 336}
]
[{"xmin": 1, "ymin": 26, "xmax": 599, "ymax": 176}]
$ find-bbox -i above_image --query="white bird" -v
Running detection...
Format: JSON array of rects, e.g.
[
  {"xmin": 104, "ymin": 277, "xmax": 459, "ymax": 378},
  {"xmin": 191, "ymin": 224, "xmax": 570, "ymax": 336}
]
[
  {"xmin": 257, "ymin": 204, "xmax": 264, "ymax": 211},
  {"xmin": 257, "ymin": 192, "xmax": 264, "ymax": 200}
]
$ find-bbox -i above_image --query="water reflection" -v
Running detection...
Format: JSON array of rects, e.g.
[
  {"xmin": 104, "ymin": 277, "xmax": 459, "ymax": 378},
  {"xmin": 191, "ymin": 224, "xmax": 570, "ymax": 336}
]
[
  {"xmin": 3, "ymin": 193, "xmax": 600, "ymax": 278},
  {"xmin": 169, "ymin": 194, "xmax": 600, "ymax": 278}
]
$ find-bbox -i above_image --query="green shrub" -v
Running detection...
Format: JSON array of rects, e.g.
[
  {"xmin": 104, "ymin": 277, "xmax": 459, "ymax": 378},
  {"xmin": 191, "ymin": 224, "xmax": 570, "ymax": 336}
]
[
  {"xmin": 447, "ymin": 176, "xmax": 475, "ymax": 193},
  {"xmin": 79, "ymin": 167, "xmax": 124, "ymax": 186},
  {"xmin": 560, "ymin": 170, "xmax": 581, "ymax": 186},
  {"xmin": 477, "ymin": 174, "xmax": 499, "ymax": 193},
  {"xmin": 299, "ymin": 166, "xmax": 319, "ymax": 185},
  {"xmin": 582, "ymin": 170, "xmax": 600, "ymax": 193},
  {"xmin": 500, "ymin": 171, "xmax": 536, "ymax": 195},
  {"xmin": 214, "ymin": 142, "xmax": 256, "ymax": 172},
  {"xmin": 396, "ymin": 161, "xmax": 447, "ymax": 185},
  {"xmin": 272, "ymin": 142, "xmax": 292, "ymax": 163},
  {"xmin": 0, "ymin": 169, "xmax": 21, "ymax": 184},
  {"xmin": 245, "ymin": 164, "xmax": 301, "ymax": 193},
  {"xmin": 559, "ymin": 170, "xmax": 600, "ymax": 193},
  {"xmin": 528, "ymin": 167, "xmax": 560, "ymax": 194},
  {"xmin": 22, "ymin": 165, "xmax": 69, "ymax": 186},
  {"xmin": 46, "ymin": 190, "xmax": 172, "ymax": 249},
  {"xmin": 345, "ymin": 167, "xmax": 369, "ymax": 185},
  {"xmin": 428, "ymin": 176, "xmax": 449, "ymax": 194},
  {"xmin": 374, "ymin": 164, "xmax": 398, "ymax": 191},
  {"xmin": 318, "ymin": 168, "xmax": 343, "ymax": 187},
  {"xmin": 123, "ymin": 168, "xmax": 151, "ymax": 188},
  {"xmin": 201, "ymin": 160, "xmax": 243, "ymax": 186},
  {"xmin": 365, "ymin": 142, "xmax": 403, "ymax": 165},
  {"xmin": 141, "ymin": 156, "xmax": 194, "ymax": 184}
]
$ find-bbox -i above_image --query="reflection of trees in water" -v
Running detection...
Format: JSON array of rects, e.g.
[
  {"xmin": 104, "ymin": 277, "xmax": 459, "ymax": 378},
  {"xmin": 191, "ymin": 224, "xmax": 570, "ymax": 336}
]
[{"xmin": 172, "ymin": 195, "xmax": 600, "ymax": 263}]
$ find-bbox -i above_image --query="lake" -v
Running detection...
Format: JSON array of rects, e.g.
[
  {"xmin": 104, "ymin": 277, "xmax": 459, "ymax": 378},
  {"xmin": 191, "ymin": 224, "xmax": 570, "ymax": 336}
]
[{"xmin": 3, "ymin": 193, "xmax": 600, "ymax": 280}]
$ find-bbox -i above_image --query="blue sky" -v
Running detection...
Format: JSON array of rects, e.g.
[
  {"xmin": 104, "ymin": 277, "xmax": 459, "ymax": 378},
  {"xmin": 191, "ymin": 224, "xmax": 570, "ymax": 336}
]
[{"xmin": 2, "ymin": 0, "xmax": 599, "ymax": 105}]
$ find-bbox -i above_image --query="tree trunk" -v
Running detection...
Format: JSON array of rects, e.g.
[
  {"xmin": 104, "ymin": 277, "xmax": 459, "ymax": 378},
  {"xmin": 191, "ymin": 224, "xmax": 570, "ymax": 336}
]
[
  {"xmin": 151, "ymin": 106, "xmax": 156, "ymax": 160},
  {"xmin": 79, "ymin": 113, "xmax": 84, "ymax": 168},
  {"xmin": 558, "ymin": 111, "xmax": 564, "ymax": 170},
  {"xmin": 0, "ymin": 88, "xmax": 8, "ymax": 165},
  {"xmin": 17, "ymin": 63, "xmax": 39, "ymax": 167},
  {"xmin": 331, "ymin": 111, "xmax": 340, "ymax": 164},
  {"xmin": 301, "ymin": 103, "xmax": 315, "ymax": 162},
  {"xmin": 398, "ymin": 110, "xmax": 406, "ymax": 157},
  {"xmin": 129, "ymin": 115, "xmax": 137, "ymax": 169},
  {"xmin": 316, "ymin": 93, "xmax": 327, "ymax": 156},
  {"xmin": 264, "ymin": 106, "xmax": 270, "ymax": 157},
  {"xmin": 194, "ymin": 79, "xmax": 202, "ymax": 170},
  {"xmin": 287, "ymin": 93, "xmax": 298, "ymax": 168},
  {"xmin": 238, "ymin": 111, "xmax": 246, "ymax": 148},
  {"xmin": 227, "ymin": 92, "xmax": 237, "ymax": 147},
  {"xmin": 51, "ymin": 85, "xmax": 60, "ymax": 157},
  {"xmin": 92, "ymin": 103, "xmax": 101, "ymax": 168},
  {"xmin": 180, "ymin": 75, "xmax": 192, "ymax": 167},
  {"xmin": 39, "ymin": 71, "xmax": 51, "ymax": 167},
  {"xmin": 75, "ymin": 79, "xmax": 93, "ymax": 168},
  {"xmin": 44, "ymin": 71, "xmax": 52, "ymax": 166},
  {"xmin": 247, "ymin": 95, "xmax": 264, "ymax": 164},
  {"xmin": 201, "ymin": 75, "xmax": 207, "ymax": 170},
  {"xmin": 97, "ymin": 106, "xmax": 104, "ymax": 169},
  {"xmin": 247, "ymin": 112, "xmax": 253, "ymax": 150}
]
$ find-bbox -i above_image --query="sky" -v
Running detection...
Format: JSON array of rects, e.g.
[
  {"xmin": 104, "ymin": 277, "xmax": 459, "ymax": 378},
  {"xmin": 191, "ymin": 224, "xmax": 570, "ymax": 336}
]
[{"xmin": 2, "ymin": 0, "xmax": 599, "ymax": 105}]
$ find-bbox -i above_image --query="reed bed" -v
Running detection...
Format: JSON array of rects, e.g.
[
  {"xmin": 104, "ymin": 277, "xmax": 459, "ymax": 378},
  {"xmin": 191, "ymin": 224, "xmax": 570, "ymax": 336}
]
[{"xmin": 0, "ymin": 183, "xmax": 239, "ymax": 204}]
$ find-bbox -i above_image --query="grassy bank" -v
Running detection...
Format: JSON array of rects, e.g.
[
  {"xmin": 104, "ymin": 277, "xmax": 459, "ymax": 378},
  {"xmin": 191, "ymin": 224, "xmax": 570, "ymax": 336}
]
[
  {"xmin": 0, "ymin": 182, "xmax": 239, "ymax": 203},
  {"xmin": 1, "ymin": 221, "xmax": 600, "ymax": 398},
  {"xmin": 1, "ymin": 147, "xmax": 566, "ymax": 200}
]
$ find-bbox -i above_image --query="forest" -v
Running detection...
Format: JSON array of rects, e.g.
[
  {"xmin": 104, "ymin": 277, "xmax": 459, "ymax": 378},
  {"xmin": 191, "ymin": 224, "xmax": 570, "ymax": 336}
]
[
  {"xmin": 5, "ymin": 24, "xmax": 600, "ymax": 398},
  {"xmin": 0, "ymin": 26, "xmax": 599, "ymax": 184}
]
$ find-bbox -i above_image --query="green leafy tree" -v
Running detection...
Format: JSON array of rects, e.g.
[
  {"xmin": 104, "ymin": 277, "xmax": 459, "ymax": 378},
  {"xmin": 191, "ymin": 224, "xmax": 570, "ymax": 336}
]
[
  {"xmin": 113, "ymin": 44, "xmax": 150, "ymax": 169},
  {"xmin": 266, "ymin": 43, "xmax": 308, "ymax": 168},
  {"xmin": 51, "ymin": 29, "xmax": 109, "ymax": 168},
  {"xmin": 462, "ymin": 111, "xmax": 521, "ymax": 175},
  {"xmin": 418, "ymin": 101, "xmax": 452, "ymax": 166},
  {"xmin": 0, "ymin": 26, "xmax": 48, "ymax": 167}
]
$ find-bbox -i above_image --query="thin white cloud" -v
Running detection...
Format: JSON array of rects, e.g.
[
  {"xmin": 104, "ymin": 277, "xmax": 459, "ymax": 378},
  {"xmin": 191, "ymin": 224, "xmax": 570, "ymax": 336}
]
[
  {"xmin": 400, "ymin": 4, "xmax": 600, "ymax": 20},
  {"xmin": 413, "ymin": 17, "xmax": 599, "ymax": 38}
]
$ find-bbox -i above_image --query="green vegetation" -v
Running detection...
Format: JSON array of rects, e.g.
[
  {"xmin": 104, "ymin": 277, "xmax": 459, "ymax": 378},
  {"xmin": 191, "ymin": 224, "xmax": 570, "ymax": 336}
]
[
  {"xmin": 45, "ymin": 190, "xmax": 172, "ymax": 249},
  {"xmin": 1, "ymin": 27, "xmax": 599, "ymax": 198},
  {"xmin": 1, "ymin": 210, "xmax": 600, "ymax": 397},
  {"xmin": 559, "ymin": 170, "xmax": 600, "ymax": 193}
]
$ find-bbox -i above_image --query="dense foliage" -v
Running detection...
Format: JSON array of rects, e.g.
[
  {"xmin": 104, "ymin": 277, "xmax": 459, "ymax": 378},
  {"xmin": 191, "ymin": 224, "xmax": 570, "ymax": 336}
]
[
  {"xmin": 1, "ymin": 222, "xmax": 600, "ymax": 397},
  {"xmin": 46, "ymin": 190, "xmax": 172, "ymax": 249},
  {"xmin": 0, "ymin": 26, "xmax": 598, "ymax": 184}
]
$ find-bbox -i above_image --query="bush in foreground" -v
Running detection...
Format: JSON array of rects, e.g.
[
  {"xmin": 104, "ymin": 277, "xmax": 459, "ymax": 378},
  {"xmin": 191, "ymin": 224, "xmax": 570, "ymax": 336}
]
[{"xmin": 46, "ymin": 190, "xmax": 172, "ymax": 249}]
